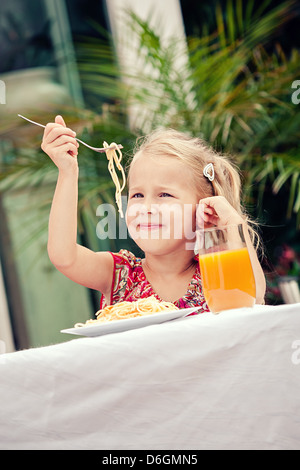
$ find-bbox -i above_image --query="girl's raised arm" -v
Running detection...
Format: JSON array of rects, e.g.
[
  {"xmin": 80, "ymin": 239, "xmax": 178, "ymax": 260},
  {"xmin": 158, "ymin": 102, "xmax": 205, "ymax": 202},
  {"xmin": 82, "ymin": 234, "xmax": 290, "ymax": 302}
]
[{"xmin": 42, "ymin": 116, "xmax": 114, "ymax": 300}]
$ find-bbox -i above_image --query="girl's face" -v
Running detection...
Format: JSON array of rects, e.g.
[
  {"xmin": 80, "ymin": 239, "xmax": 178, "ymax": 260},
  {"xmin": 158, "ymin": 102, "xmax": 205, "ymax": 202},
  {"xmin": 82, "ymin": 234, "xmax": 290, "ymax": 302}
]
[{"xmin": 126, "ymin": 153, "xmax": 200, "ymax": 255}]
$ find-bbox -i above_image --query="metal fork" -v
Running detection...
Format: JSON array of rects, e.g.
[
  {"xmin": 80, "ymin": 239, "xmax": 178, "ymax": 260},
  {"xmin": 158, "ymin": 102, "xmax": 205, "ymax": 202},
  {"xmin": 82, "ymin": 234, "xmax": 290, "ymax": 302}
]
[{"xmin": 17, "ymin": 114, "xmax": 123, "ymax": 153}]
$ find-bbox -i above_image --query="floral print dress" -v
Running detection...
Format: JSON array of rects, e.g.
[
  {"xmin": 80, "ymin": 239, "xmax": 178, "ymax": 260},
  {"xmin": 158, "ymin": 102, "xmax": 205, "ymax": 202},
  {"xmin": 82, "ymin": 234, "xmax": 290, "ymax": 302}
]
[{"xmin": 100, "ymin": 249, "xmax": 209, "ymax": 313}]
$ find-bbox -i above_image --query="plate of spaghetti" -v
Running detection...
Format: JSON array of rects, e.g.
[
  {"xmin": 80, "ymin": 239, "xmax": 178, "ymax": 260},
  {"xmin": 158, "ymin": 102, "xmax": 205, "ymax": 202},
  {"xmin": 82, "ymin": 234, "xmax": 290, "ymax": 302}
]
[{"xmin": 61, "ymin": 296, "xmax": 201, "ymax": 337}]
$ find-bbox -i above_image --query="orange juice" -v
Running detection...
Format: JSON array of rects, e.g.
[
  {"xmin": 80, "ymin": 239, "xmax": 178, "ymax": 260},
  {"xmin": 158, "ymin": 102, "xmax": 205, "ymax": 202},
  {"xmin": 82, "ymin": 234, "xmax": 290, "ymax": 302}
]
[{"xmin": 199, "ymin": 247, "xmax": 256, "ymax": 313}]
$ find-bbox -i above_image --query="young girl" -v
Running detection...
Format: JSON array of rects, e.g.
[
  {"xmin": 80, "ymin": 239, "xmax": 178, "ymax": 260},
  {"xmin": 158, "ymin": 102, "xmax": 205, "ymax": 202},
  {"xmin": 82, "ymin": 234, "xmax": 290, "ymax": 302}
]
[{"xmin": 42, "ymin": 115, "xmax": 266, "ymax": 313}]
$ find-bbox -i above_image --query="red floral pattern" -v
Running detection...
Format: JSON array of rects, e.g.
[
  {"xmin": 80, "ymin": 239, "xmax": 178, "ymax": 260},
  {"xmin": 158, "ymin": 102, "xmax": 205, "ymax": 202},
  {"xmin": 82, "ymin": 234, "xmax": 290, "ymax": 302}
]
[{"xmin": 100, "ymin": 249, "xmax": 210, "ymax": 313}]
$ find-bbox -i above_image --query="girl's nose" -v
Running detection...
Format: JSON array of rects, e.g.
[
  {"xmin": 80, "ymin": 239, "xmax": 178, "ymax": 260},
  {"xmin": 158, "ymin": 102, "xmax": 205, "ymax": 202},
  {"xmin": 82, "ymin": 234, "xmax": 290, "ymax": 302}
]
[
  {"xmin": 141, "ymin": 199, "xmax": 159, "ymax": 215},
  {"xmin": 127, "ymin": 199, "xmax": 158, "ymax": 218}
]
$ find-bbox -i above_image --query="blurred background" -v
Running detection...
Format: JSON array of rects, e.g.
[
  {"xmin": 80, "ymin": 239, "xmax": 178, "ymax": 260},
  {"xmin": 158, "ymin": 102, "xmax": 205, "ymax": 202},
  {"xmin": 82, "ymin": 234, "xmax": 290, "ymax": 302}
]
[{"xmin": 0, "ymin": 0, "xmax": 299, "ymax": 351}]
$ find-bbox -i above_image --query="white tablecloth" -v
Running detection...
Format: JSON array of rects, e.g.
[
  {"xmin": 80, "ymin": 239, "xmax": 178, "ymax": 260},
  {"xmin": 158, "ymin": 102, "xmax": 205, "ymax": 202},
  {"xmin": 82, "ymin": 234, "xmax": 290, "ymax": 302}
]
[{"xmin": 1, "ymin": 303, "xmax": 300, "ymax": 450}]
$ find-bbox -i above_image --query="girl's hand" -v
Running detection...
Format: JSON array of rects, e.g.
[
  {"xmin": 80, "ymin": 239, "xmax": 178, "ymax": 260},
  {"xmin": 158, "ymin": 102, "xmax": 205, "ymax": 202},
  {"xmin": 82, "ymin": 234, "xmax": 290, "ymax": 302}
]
[
  {"xmin": 196, "ymin": 196, "xmax": 244, "ymax": 229},
  {"xmin": 41, "ymin": 115, "xmax": 79, "ymax": 172}
]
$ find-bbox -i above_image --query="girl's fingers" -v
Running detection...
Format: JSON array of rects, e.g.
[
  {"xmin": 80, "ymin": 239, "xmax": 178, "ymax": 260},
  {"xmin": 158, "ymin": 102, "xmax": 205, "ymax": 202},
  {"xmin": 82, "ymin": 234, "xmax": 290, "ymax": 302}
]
[
  {"xmin": 44, "ymin": 115, "xmax": 75, "ymax": 137},
  {"xmin": 196, "ymin": 204, "xmax": 217, "ymax": 229},
  {"xmin": 44, "ymin": 125, "xmax": 76, "ymax": 144},
  {"xmin": 197, "ymin": 203, "xmax": 209, "ymax": 228},
  {"xmin": 197, "ymin": 196, "xmax": 244, "ymax": 227},
  {"xmin": 48, "ymin": 135, "xmax": 79, "ymax": 149},
  {"xmin": 198, "ymin": 202, "xmax": 216, "ymax": 217},
  {"xmin": 55, "ymin": 115, "xmax": 66, "ymax": 127},
  {"xmin": 60, "ymin": 142, "xmax": 78, "ymax": 157}
]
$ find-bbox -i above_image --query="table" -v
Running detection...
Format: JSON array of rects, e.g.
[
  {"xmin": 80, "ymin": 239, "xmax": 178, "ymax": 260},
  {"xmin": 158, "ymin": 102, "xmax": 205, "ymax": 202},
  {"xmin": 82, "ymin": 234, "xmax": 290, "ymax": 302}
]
[{"xmin": 1, "ymin": 303, "xmax": 300, "ymax": 450}]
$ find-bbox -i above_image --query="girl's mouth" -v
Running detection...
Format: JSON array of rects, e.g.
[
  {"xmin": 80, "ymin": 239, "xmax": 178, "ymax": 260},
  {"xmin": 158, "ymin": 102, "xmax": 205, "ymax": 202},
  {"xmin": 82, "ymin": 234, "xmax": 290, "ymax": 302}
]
[{"xmin": 138, "ymin": 223, "xmax": 163, "ymax": 231}]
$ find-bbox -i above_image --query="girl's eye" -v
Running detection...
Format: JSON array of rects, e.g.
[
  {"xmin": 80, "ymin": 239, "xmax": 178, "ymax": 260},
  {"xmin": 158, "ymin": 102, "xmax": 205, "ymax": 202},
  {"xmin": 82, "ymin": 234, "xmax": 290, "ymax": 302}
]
[
  {"xmin": 131, "ymin": 193, "xmax": 144, "ymax": 198},
  {"xmin": 160, "ymin": 193, "xmax": 173, "ymax": 198}
]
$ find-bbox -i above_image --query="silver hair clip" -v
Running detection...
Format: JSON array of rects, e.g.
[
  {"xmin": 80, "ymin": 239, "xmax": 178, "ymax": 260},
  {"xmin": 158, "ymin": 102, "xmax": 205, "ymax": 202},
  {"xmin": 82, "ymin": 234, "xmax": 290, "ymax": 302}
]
[{"xmin": 203, "ymin": 163, "xmax": 215, "ymax": 182}]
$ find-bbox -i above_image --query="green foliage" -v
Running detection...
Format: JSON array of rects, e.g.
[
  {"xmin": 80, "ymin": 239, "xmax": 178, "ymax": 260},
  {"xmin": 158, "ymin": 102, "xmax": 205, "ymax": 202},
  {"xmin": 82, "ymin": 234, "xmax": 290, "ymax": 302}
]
[
  {"xmin": 73, "ymin": 1, "xmax": 300, "ymax": 228},
  {"xmin": 1, "ymin": 0, "xmax": 299, "ymax": 253}
]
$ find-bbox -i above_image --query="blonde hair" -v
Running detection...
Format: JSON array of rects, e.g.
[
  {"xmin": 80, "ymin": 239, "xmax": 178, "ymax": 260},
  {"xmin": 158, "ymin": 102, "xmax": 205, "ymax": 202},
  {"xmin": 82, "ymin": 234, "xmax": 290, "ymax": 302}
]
[{"xmin": 128, "ymin": 128, "xmax": 262, "ymax": 252}]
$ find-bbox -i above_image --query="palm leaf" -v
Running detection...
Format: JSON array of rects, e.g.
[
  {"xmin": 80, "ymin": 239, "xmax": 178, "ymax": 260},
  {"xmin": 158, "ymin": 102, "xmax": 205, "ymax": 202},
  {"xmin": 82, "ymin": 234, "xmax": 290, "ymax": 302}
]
[{"xmin": 1, "ymin": 0, "xmax": 300, "ymax": 255}]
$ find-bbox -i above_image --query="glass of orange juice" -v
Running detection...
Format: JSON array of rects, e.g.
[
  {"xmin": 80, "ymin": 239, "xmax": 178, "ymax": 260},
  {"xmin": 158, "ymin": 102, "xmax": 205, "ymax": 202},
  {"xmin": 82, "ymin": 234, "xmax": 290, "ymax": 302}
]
[{"xmin": 197, "ymin": 224, "xmax": 256, "ymax": 313}]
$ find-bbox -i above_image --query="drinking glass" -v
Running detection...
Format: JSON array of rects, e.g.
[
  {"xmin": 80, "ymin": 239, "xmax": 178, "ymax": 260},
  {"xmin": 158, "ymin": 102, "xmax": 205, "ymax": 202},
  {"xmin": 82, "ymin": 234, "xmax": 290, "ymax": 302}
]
[{"xmin": 197, "ymin": 223, "xmax": 256, "ymax": 313}]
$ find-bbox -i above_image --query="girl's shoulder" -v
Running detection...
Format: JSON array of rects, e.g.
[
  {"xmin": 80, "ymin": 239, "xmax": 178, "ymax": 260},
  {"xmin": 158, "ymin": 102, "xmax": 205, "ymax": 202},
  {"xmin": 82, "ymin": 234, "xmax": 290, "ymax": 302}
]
[{"xmin": 110, "ymin": 249, "xmax": 142, "ymax": 269}]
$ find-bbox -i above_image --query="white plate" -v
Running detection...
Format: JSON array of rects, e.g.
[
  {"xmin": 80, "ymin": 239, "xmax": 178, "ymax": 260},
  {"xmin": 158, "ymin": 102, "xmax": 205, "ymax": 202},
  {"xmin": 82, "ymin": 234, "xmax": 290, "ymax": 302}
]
[{"xmin": 61, "ymin": 306, "xmax": 201, "ymax": 337}]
